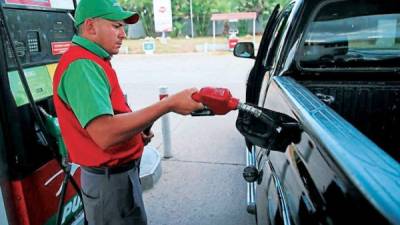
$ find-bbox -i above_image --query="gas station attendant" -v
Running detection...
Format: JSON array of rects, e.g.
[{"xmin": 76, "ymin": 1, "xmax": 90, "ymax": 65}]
[{"xmin": 52, "ymin": 0, "xmax": 203, "ymax": 224}]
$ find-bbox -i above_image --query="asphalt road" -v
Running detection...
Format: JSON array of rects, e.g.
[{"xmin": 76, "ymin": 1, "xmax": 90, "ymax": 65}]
[{"xmin": 112, "ymin": 52, "xmax": 256, "ymax": 225}]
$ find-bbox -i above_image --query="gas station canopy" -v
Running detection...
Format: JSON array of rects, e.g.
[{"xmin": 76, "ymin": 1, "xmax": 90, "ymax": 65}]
[
  {"xmin": 211, "ymin": 12, "xmax": 257, "ymax": 21},
  {"xmin": 210, "ymin": 12, "xmax": 257, "ymax": 44}
]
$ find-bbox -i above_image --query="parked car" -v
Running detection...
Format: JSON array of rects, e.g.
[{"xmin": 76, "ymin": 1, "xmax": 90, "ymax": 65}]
[{"xmin": 234, "ymin": 0, "xmax": 400, "ymax": 224}]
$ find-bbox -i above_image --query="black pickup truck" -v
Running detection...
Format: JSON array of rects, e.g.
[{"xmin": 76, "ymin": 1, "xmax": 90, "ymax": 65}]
[{"xmin": 234, "ymin": 0, "xmax": 400, "ymax": 224}]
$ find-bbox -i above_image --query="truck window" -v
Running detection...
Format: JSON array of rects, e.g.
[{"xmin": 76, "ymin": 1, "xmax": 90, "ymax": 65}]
[
  {"xmin": 263, "ymin": 3, "xmax": 294, "ymax": 70},
  {"xmin": 298, "ymin": 0, "xmax": 400, "ymax": 70}
]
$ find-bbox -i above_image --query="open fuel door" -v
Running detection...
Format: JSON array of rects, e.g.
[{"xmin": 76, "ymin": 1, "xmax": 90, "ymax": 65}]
[{"xmin": 236, "ymin": 105, "xmax": 301, "ymax": 151}]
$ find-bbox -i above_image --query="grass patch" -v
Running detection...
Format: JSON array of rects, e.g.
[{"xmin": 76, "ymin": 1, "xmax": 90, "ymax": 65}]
[{"xmin": 122, "ymin": 35, "xmax": 262, "ymax": 54}]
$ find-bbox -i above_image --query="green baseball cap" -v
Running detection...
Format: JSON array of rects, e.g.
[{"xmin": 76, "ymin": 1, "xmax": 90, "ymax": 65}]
[{"xmin": 74, "ymin": 0, "xmax": 139, "ymax": 27}]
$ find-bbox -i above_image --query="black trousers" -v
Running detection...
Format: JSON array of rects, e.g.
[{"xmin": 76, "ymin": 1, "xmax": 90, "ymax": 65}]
[{"xmin": 80, "ymin": 163, "xmax": 147, "ymax": 225}]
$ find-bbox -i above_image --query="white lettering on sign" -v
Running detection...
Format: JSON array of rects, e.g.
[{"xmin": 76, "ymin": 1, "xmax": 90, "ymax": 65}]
[
  {"xmin": 45, "ymin": 164, "xmax": 80, "ymax": 197},
  {"xmin": 51, "ymin": 42, "xmax": 72, "ymax": 55},
  {"xmin": 61, "ymin": 195, "xmax": 82, "ymax": 224}
]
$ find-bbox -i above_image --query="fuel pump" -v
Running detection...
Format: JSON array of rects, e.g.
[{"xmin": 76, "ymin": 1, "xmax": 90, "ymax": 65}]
[{"xmin": 0, "ymin": 1, "xmax": 84, "ymax": 225}]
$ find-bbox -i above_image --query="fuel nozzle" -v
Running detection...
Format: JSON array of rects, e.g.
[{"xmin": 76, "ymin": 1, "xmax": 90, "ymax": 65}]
[
  {"xmin": 191, "ymin": 87, "xmax": 272, "ymax": 124},
  {"xmin": 236, "ymin": 102, "xmax": 276, "ymax": 126}
]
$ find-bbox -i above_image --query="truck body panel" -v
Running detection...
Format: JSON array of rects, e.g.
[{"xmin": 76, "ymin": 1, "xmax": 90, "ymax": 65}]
[{"xmin": 237, "ymin": 0, "xmax": 400, "ymax": 224}]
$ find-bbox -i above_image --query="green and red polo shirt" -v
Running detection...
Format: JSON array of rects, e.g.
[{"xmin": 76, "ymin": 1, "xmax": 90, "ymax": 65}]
[{"xmin": 53, "ymin": 35, "xmax": 144, "ymax": 167}]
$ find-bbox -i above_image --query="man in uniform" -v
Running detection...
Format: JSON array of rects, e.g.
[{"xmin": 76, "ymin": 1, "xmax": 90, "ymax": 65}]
[{"xmin": 52, "ymin": 0, "xmax": 203, "ymax": 224}]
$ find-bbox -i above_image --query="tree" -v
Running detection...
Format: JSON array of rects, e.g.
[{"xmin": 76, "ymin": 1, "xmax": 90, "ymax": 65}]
[
  {"xmin": 119, "ymin": 0, "xmax": 290, "ymax": 37},
  {"xmin": 233, "ymin": 0, "xmax": 284, "ymax": 24},
  {"xmin": 170, "ymin": 0, "xmax": 190, "ymax": 37},
  {"xmin": 119, "ymin": 0, "xmax": 156, "ymax": 37},
  {"xmin": 172, "ymin": 0, "xmax": 230, "ymax": 36}
]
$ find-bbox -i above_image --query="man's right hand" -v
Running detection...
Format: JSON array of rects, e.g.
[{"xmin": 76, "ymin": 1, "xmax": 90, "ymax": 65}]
[{"xmin": 166, "ymin": 88, "xmax": 204, "ymax": 115}]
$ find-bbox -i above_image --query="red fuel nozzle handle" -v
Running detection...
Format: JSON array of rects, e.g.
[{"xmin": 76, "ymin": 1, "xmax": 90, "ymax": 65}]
[
  {"xmin": 191, "ymin": 92, "xmax": 202, "ymax": 102},
  {"xmin": 191, "ymin": 92, "xmax": 214, "ymax": 116},
  {"xmin": 191, "ymin": 87, "xmax": 239, "ymax": 115},
  {"xmin": 193, "ymin": 88, "xmax": 284, "ymax": 127}
]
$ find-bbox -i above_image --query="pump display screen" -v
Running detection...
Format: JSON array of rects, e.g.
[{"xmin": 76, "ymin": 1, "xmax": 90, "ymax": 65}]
[{"xmin": 2, "ymin": 7, "xmax": 74, "ymax": 69}]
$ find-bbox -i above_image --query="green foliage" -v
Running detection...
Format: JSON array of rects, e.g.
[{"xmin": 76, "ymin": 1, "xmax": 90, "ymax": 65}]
[
  {"xmin": 119, "ymin": 0, "xmax": 155, "ymax": 36},
  {"xmin": 238, "ymin": 20, "xmax": 248, "ymax": 36},
  {"xmin": 172, "ymin": 21, "xmax": 185, "ymax": 37},
  {"xmin": 232, "ymin": 0, "xmax": 290, "ymax": 27},
  {"xmin": 119, "ymin": 0, "xmax": 291, "ymax": 37},
  {"xmin": 171, "ymin": 0, "xmax": 190, "ymax": 37},
  {"xmin": 174, "ymin": 0, "xmax": 230, "ymax": 36}
]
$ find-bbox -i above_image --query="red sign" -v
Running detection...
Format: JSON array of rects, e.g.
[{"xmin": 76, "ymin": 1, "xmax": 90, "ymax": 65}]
[
  {"xmin": 228, "ymin": 38, "xmax": 239, "ymax": 49},
  {"xmin": 51, "ymin": 42, "xmax": 72, "ymax": 55},
  {"xmin": 159, "ymin": 6, "xmax": 166, "ymax": 13},
  {"xmin": 5, "ymin": 0, "xmax": 51, "ymax": 7}
]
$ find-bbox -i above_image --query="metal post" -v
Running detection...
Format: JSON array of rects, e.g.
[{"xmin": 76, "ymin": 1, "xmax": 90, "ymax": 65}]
[
  {"xmin": 190, "ymin": 0, "xmax": 194, "ymax": 38},
  {"xmin": 161, "ymin": 31, "xmax": 167, "ymax": 44},
  {"xmin": 159, "ymin": 86, "xmax": 172, "ymax": 158},
  {"xmin": 213, "ymin": 20, "xmax": 216, "ymax": 51}
]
